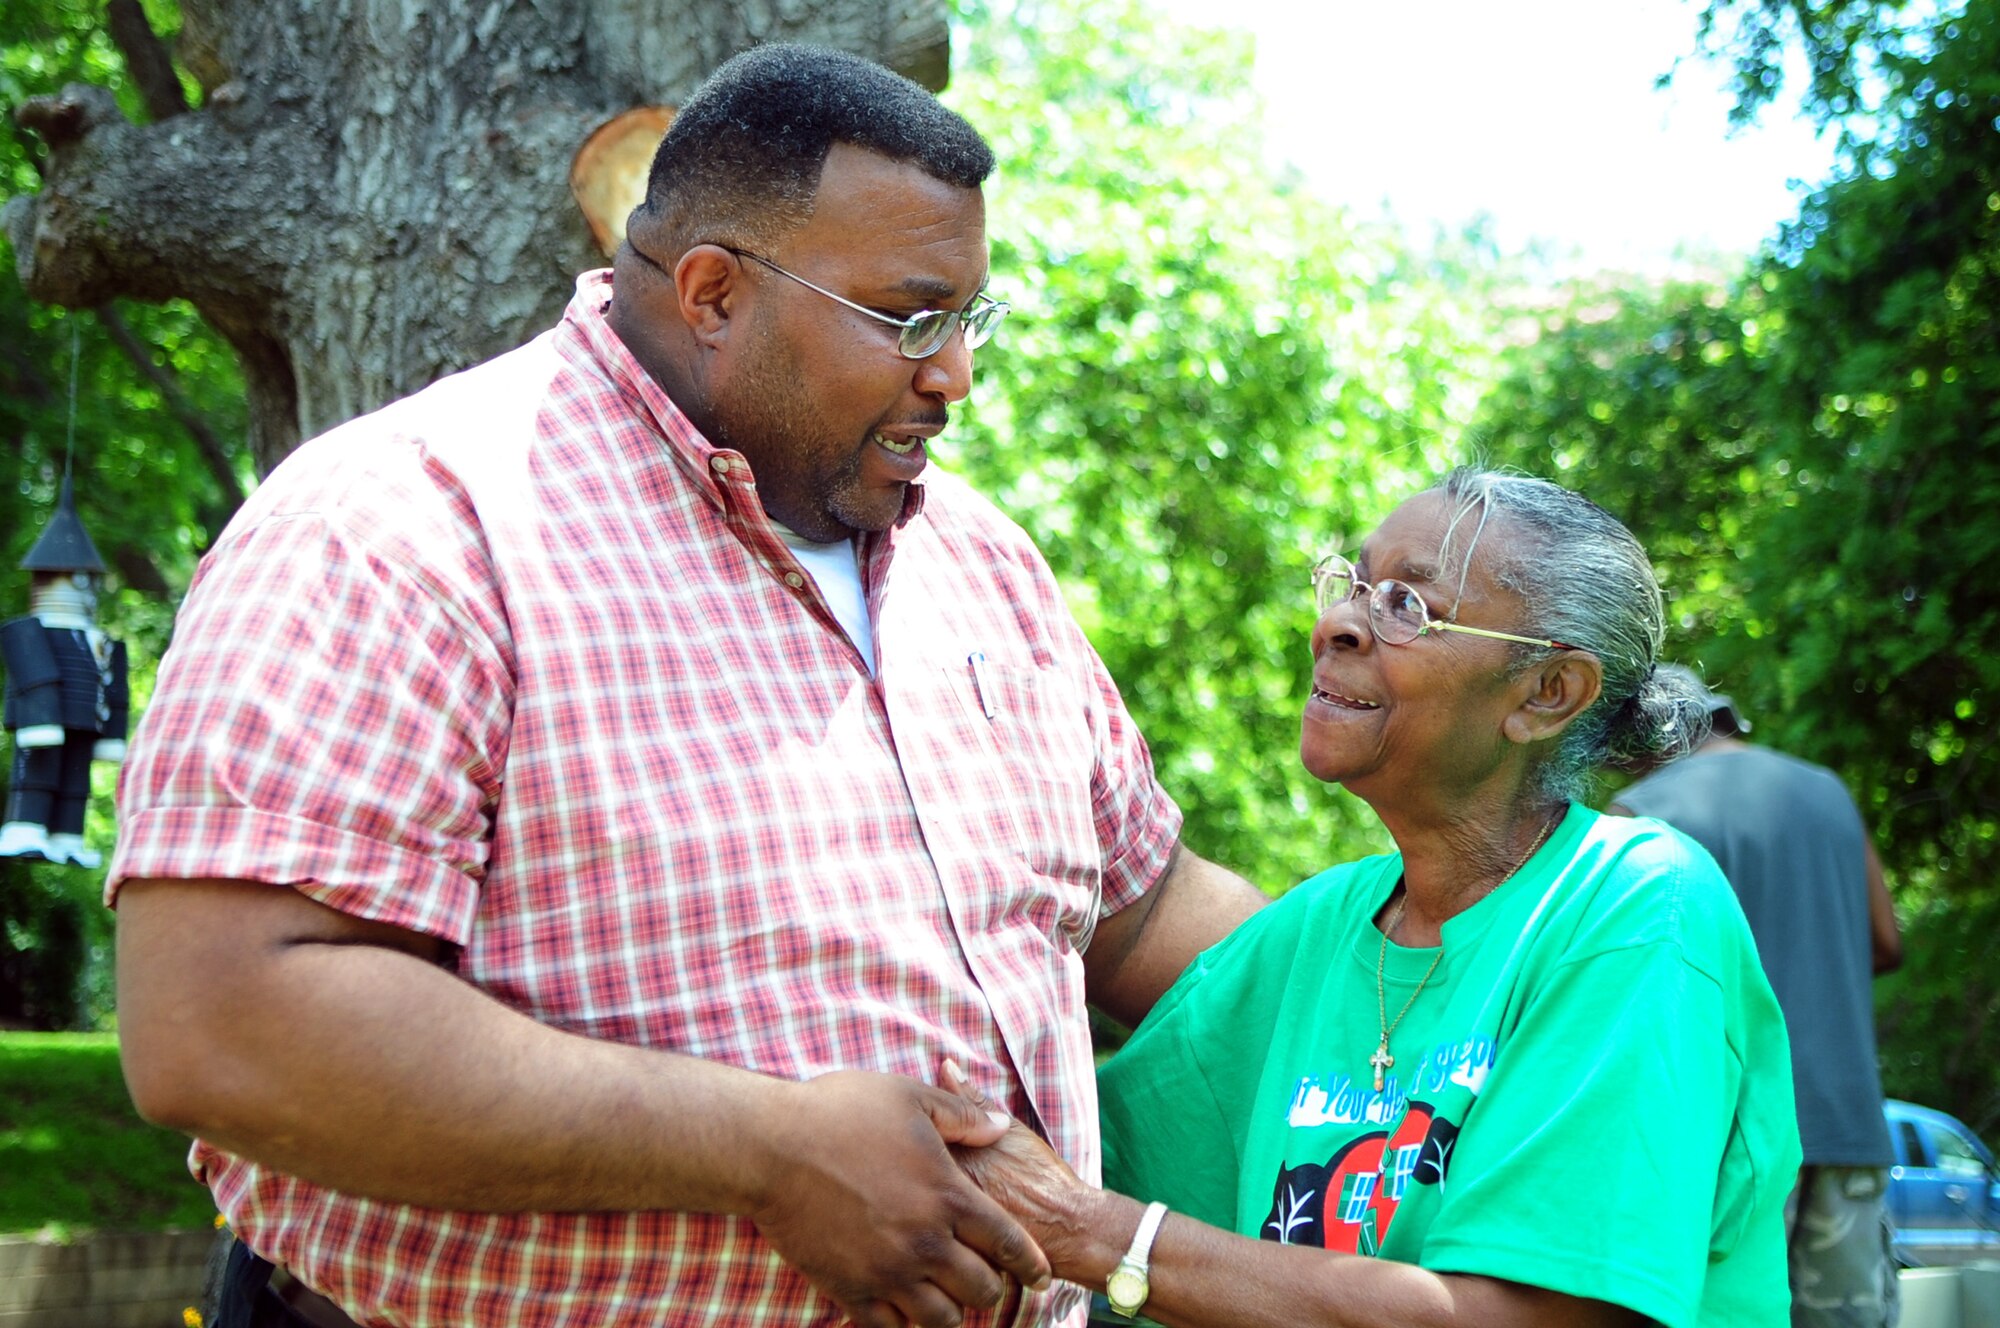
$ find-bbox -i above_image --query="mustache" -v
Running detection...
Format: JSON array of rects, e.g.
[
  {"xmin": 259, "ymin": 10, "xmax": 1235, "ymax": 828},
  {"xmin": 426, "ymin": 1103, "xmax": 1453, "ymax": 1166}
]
[{"xmin": 883, "ymin": 412, "xmax": 948, "ymax": 433}]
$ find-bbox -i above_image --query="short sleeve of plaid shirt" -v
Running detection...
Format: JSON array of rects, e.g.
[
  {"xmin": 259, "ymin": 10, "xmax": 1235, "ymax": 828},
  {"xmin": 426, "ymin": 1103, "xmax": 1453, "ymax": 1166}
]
[
  {"xmin": 109, "ymin": 444, "xmax": 513, "ymax": 942},
  {"xmin": 104, "ymin": 274, "xmax": 1185, "ymax": 1328}
]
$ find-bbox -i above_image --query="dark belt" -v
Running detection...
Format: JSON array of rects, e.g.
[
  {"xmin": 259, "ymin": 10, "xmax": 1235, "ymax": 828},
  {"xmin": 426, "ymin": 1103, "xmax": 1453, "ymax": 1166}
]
[{"xmin": 212, "ymin": 1236, "xmax": 365, "ymax": 1328}]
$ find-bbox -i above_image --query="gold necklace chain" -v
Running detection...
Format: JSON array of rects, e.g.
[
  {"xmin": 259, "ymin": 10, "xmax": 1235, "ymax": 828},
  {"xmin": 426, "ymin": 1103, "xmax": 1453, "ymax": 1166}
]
[{"xmin": 1368, "ymin": 811, "xmax": 1561, "ymax": 1092}]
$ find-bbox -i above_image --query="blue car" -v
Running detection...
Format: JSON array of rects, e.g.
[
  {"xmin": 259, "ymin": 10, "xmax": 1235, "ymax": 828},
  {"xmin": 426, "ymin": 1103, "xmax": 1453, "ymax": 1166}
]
[{"xmin": 1885, "ymin": 1098, "xmax": 2000, "ymax": 1266}]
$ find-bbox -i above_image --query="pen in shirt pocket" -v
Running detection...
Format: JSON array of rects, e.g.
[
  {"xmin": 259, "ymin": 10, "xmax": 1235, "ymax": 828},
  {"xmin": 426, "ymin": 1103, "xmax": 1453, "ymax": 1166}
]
[{"xmin": 968, "ymin": 650, "xmax": 996, "ymax": 720}]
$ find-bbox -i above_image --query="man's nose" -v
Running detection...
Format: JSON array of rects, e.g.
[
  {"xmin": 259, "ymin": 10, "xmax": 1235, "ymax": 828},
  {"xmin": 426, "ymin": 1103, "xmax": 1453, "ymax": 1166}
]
[{"xmin": 913, "ymin": 325, "xmax": 974, "ymax": 403}]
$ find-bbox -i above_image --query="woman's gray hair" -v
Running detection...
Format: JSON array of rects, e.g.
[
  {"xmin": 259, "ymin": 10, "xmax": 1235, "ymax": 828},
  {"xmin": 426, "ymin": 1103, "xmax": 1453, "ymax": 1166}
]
[{"xmin": 1429, "ymin": 467, "xmax": 1711, "ymax": 801}]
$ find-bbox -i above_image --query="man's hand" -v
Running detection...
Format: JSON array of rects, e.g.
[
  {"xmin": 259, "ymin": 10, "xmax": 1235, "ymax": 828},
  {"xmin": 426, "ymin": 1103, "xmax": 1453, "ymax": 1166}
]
[
  {"xmin": 119, "ymin": 880, "xmax": 1048, "ymax": 1326},
  {"xmin": 750, "ymin": 1070, "xmax": 1051, "ymax": 1328},
  {"xmin": 940, "ymin": 1061, "xmax": 1096, "ymax": 1276},
  {"xmin": 117, "ymin": 877, "xmax": 1045, "ymax": 1324}
]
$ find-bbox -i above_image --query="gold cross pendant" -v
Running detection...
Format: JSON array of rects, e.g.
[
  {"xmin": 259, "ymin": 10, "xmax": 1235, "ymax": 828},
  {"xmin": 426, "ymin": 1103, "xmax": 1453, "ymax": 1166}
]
[{"xmin": 1369, "ymin": 1041, "xmax": 1394, "ymax": 1092}]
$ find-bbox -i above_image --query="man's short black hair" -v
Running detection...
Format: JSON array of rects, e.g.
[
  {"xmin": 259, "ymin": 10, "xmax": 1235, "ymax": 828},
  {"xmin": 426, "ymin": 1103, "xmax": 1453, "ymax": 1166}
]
[{"xmin": 636, "ymin": 43, "xmax": 995, "ymax": 256}]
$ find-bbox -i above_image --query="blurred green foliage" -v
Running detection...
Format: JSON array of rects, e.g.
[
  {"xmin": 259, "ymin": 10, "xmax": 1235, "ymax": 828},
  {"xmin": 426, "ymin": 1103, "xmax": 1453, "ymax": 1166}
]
[
  {"xmin": 946, "ymin": 0, "xmax": 1513, "ymax": 893},
  {"xmin": 1481, "ymin": 0, "xmax": 2000, "ymax": 1131},
  {"xmin": 1, "ymin": 0, "xmax": 247, "ymax": 1031}
]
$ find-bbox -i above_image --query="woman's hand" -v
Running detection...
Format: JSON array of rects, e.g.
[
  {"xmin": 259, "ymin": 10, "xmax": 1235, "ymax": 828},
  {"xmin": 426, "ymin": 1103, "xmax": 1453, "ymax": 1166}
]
[{"xmin": 940, "ymin": 1059, "xmax": 1098, "ymax": 1273}]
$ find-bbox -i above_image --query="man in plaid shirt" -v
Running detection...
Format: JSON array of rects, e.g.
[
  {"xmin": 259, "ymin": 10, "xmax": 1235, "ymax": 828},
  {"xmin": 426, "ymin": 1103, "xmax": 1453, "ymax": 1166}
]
[{"xmin": 110, "ymin": 43, "xmax": 1264, "ymax": 1328}]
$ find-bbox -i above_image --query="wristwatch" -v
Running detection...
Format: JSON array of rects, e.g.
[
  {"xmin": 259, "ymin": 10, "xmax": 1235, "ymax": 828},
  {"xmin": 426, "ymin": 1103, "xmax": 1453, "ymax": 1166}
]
[{"xmin": 1104, "ymin": 1201, "xmax": 1169, "ymax": 1319}]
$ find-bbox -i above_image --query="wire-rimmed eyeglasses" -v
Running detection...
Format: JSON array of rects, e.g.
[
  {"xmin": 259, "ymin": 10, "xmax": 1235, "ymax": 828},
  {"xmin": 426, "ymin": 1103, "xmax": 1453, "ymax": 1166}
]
[
  {"xmin": 722, "ymin": 247, "xmax": 1008, "ymax": 360},
  {"xmin": 1311, "ymin": 553, "xmax": 1575, "ymax": 650}
]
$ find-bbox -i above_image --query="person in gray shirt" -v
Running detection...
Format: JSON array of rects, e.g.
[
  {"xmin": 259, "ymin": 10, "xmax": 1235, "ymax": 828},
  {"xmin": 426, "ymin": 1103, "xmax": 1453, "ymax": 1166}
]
[{"xmin": 1613, "ymin": 665, "xmax": 1904, "ymax": 1328}]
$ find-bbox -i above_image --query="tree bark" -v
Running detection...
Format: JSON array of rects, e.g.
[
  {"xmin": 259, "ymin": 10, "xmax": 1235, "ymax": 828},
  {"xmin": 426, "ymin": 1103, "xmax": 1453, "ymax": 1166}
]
[{"xmin": 4, "ymin": 0, "xmax": 951, "ymax": 474}]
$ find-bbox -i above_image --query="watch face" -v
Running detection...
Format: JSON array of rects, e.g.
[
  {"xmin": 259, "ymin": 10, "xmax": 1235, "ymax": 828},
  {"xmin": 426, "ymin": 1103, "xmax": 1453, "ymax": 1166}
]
[{"xmin": 1105, "ymin": 1265, "xmax": 1148, "ymax": 1315}]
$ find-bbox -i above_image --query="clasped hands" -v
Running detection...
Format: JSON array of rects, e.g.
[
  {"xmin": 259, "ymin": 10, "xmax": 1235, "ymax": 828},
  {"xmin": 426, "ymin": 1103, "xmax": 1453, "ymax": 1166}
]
[{"xmin": 746, "ymin": 1063, "xmax": 1092, "ymax": 1328}]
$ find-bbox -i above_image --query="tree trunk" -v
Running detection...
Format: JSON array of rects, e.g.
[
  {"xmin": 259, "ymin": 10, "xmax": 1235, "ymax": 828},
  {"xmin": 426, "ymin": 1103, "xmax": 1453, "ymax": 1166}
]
[{"xmin": 4, "ymin": 0, "xmax": 951, "ymax": 474}]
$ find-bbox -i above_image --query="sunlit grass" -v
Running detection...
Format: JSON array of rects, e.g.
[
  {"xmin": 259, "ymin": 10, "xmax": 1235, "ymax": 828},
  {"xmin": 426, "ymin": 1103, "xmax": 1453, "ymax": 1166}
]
[{"xmin": 0, "ymin": 1031, "xmax": 215, "ymax": 1232}]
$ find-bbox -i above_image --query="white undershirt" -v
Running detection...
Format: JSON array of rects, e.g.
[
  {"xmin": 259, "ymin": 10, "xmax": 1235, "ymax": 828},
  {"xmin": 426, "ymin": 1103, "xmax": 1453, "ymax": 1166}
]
[{"xmin": 771, "ymin": 524, "xmax": 876, "ymax": 676}]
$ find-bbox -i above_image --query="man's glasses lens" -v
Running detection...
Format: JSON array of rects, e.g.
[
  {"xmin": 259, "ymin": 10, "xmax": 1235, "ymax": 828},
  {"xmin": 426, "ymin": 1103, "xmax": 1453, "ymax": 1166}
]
[
  {"xmin": 964, "ymin": 300, "xmax": 1005, "ymax": 347},
  {"xmin": 899, "ymin": 299, "xmax": 1007, "ymax": 359},
  {"xmin": 900, "ymin": 313, "xmax": 955, "ymax": 359}
]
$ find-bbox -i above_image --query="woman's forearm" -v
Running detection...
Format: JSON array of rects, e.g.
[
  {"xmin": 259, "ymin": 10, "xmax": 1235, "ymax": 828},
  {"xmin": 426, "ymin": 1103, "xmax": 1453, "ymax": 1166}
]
[
  {"xmin": 1035, "ymin": 1185, "xmax": 1637, "ymax": 1328},
  {"xmin": 945, "ymin": 1065, "xmax": 1637, "ymax": 1327}
]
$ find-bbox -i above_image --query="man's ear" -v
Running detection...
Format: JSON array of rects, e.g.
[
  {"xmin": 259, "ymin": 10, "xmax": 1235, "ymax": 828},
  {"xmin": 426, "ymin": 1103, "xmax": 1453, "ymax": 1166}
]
[
  {"xmin": 1503, "ymin": 652, "xmax": 1604, "ymax": 746},
  {"xmin": 672, "ymin": 244, "xmax": 741, "ymax": 348}
]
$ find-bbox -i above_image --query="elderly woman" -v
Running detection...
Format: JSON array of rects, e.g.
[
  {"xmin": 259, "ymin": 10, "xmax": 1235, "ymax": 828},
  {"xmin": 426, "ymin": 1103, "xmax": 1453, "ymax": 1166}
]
[{"xmin": 948, "ymin": 469, "xmax": 1799, "ymax": 1328}]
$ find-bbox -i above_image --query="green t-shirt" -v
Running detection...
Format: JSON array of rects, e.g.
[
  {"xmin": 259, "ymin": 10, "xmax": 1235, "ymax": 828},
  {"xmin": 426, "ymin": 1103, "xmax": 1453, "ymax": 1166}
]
[{"xmin": 1100, "ymin": 804, "xmax": 1800, "ymax": 1328}]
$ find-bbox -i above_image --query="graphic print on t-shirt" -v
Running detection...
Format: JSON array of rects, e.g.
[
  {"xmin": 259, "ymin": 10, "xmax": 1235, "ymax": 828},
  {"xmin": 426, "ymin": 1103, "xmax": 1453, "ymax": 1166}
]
[{"xmin": 1260, "ymin": 1033, "xmax": 1491, "ymax": 1253}]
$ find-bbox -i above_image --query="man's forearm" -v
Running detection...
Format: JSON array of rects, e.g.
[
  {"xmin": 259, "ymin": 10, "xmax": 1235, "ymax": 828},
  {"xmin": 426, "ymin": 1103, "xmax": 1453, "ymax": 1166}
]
[
  {"xmin": 119, "ymin": 882, "xmax": 797, "ymax": 1213},
  {"xmin": 1864, "ymin": 838, "xmax": 1903, "ymax": 974},
  {"xmin": 116, "ymin": 876, "xmax": 1050, "ymax": 1325}
]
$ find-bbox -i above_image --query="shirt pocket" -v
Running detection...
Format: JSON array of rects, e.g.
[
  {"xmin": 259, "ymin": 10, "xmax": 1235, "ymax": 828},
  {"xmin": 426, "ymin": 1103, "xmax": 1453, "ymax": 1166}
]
[{"xmin": 956, "ymin": 657, "xmax": 1104, "ymax": 950}]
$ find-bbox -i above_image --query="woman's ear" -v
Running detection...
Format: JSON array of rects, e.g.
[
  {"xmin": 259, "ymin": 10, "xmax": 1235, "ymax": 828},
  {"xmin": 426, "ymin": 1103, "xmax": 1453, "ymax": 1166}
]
[{"xmin": 1504, "ymin": 652, "xmax": 1604, "ymax": 746}]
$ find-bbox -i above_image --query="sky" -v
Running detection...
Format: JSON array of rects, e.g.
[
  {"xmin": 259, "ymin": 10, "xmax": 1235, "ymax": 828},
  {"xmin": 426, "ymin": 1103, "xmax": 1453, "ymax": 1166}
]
[{"xmin": 1152, "ymin": 0, "xmax": 1841, "ymax": 274}]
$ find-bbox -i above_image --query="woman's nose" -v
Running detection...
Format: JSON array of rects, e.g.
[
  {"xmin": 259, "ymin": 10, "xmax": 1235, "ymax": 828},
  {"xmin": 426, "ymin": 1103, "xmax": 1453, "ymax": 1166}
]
[{"xmin": 1310, "ymin": 593, "xmax": 1372, "ymax": 657}]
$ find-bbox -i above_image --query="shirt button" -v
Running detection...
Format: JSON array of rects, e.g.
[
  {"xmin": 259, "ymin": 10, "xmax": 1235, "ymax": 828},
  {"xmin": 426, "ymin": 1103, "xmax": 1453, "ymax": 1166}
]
[
  {"xmin": 784, "ymin": 572, "xmax": 805, "ymax": 588},
  {"xmin": 711, "ymin": 456, "xmax": 732, "ymax": 475}
]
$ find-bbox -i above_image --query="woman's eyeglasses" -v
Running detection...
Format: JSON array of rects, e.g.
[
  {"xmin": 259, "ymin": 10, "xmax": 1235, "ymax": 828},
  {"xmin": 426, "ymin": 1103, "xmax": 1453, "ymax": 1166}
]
[{"xmin": 1311, "ymin": 553, "xmax": 1574, "ymax": 650}]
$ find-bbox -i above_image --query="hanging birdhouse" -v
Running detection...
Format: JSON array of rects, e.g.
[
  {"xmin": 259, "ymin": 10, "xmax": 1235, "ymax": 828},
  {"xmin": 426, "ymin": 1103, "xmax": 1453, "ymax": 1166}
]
[{"xmin": 1, "ymin": 475, "xmax": 128, "ymax": 869}]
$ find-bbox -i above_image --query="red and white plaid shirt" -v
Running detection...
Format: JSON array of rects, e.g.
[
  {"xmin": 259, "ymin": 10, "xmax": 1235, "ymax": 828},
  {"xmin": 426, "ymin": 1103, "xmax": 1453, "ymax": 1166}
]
[{"xmin": 110, "ymin": 272, "xmax": 1182, "ymax": 1328}]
